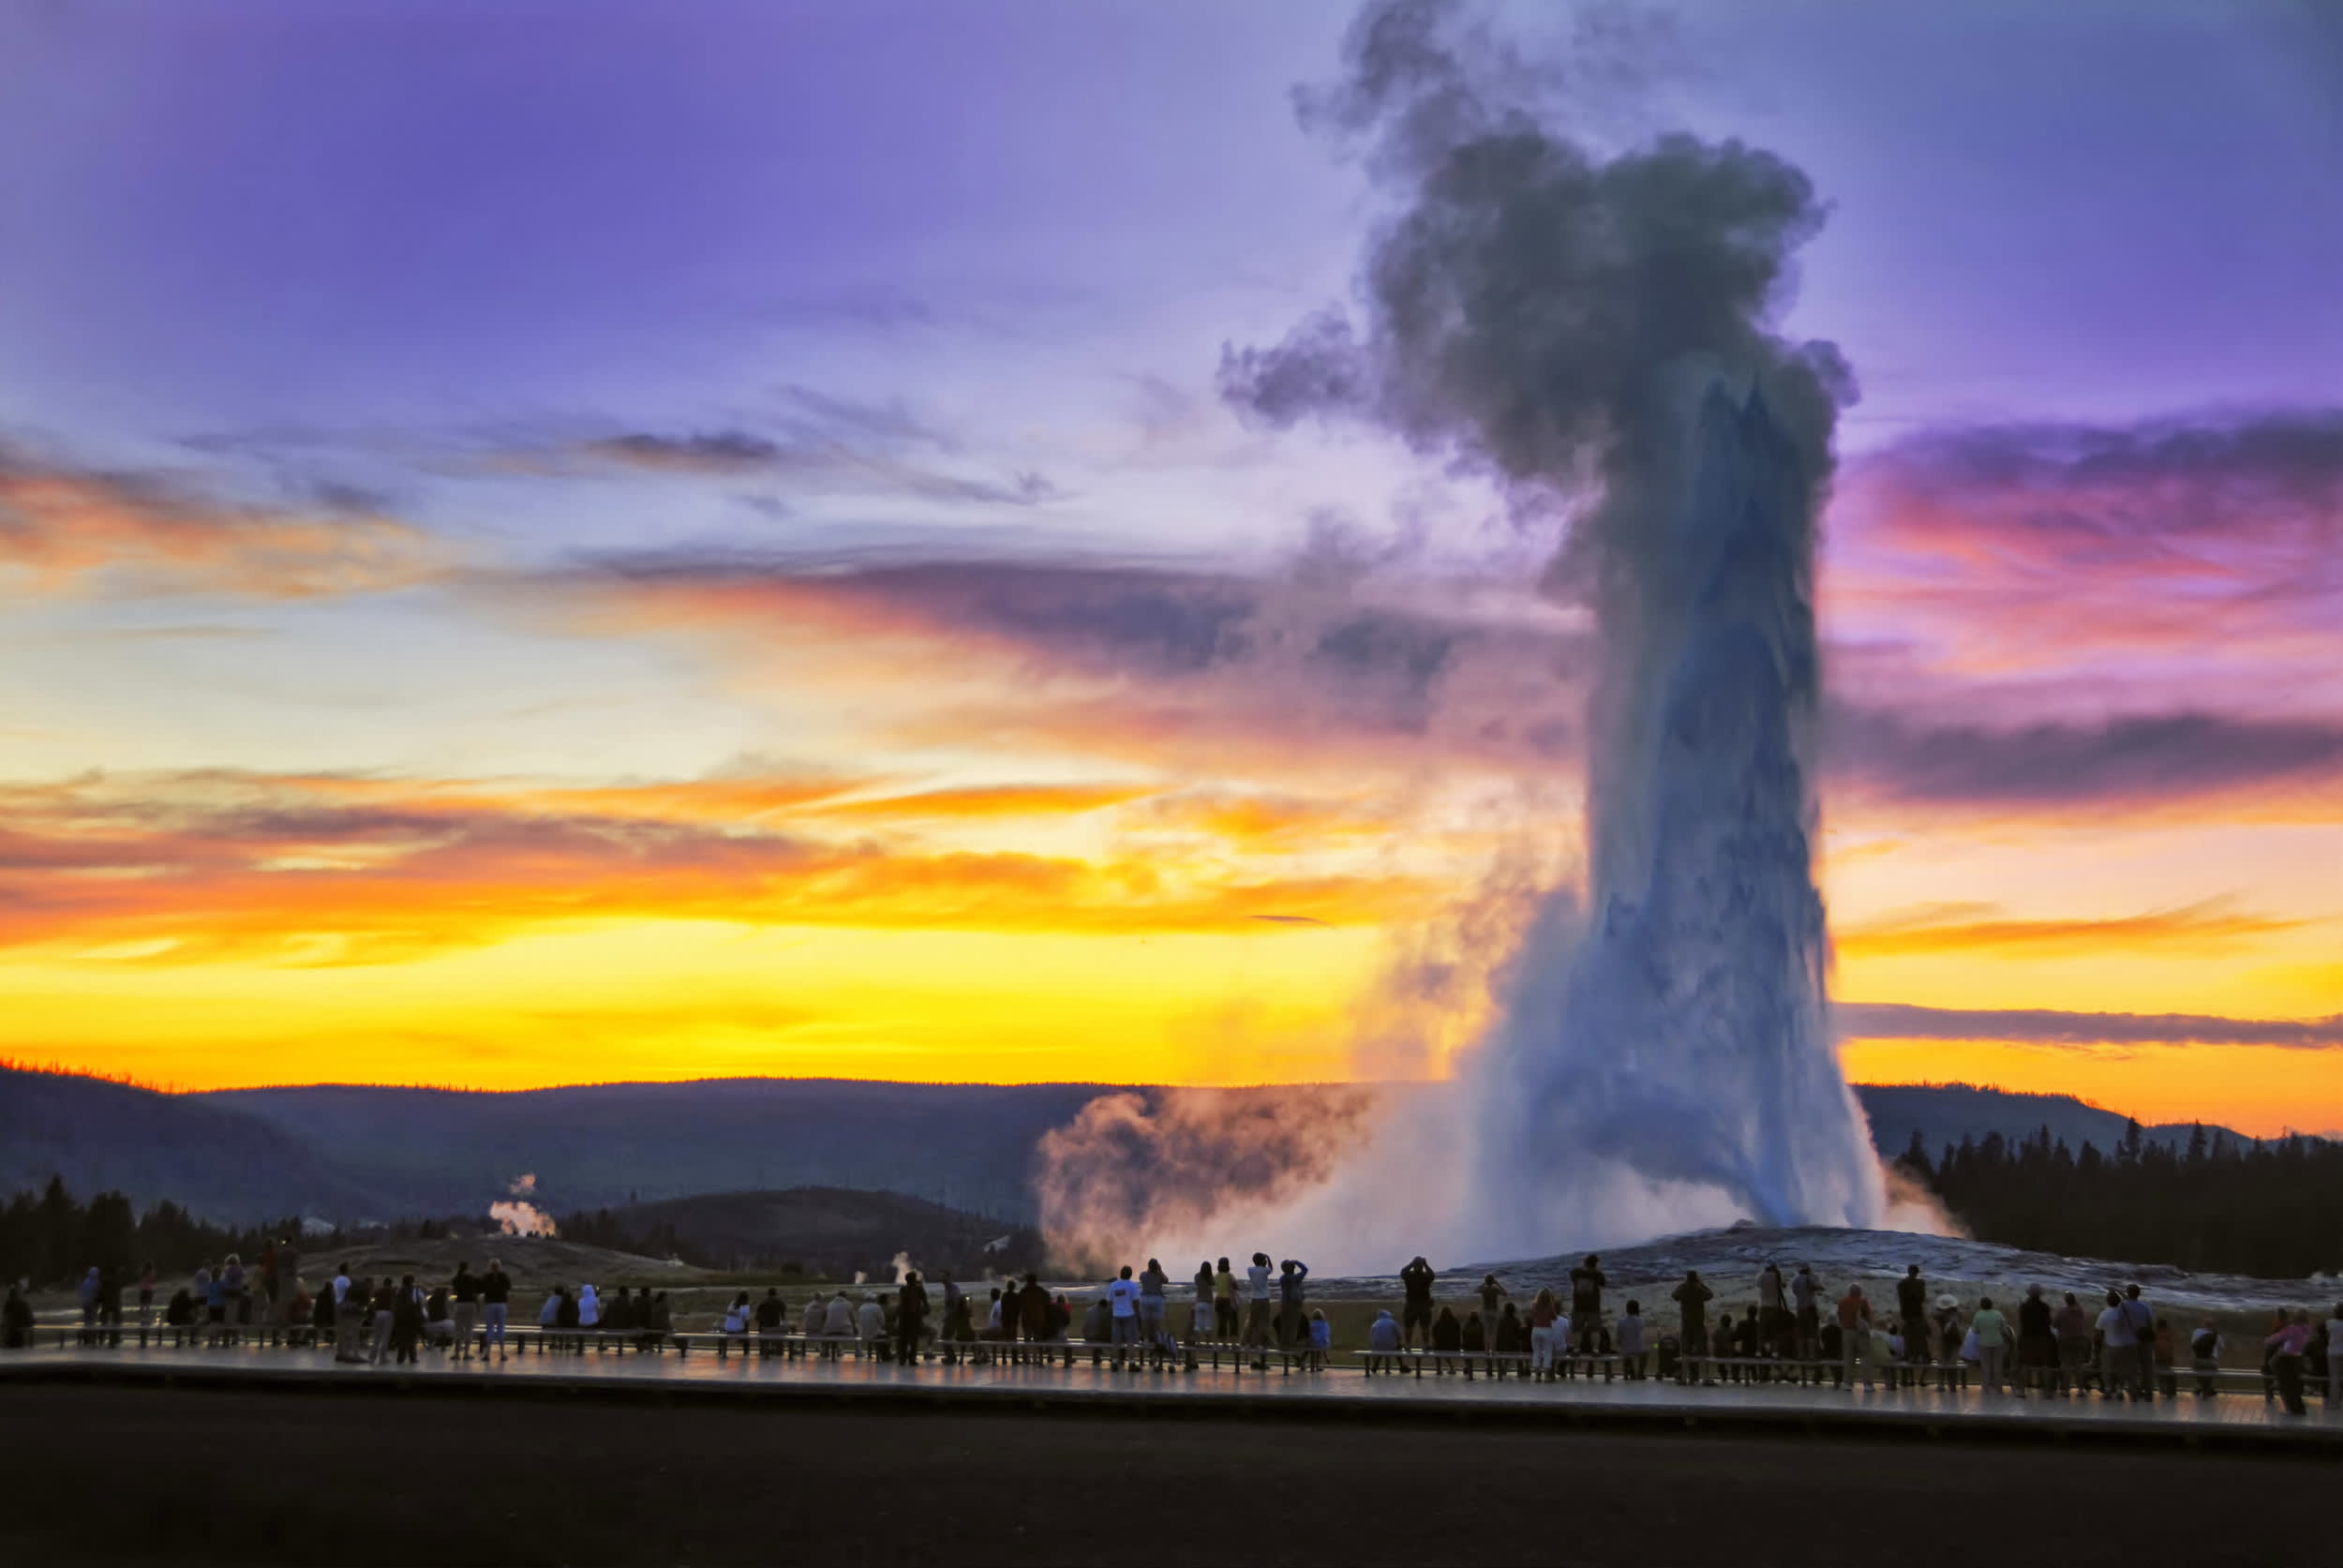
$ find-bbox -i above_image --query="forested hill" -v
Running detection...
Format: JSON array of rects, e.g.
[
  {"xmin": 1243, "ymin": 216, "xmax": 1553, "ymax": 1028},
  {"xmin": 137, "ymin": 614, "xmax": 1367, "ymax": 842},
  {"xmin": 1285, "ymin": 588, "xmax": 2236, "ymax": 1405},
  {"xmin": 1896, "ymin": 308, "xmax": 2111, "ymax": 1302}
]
[
  {"xmin": 3, "ymin": 1065, "xmax": 2279, "ymax": 1236},
  {"xmin": 0, "ymin": 1064, "xmax": 392, "ymax": 1222}
]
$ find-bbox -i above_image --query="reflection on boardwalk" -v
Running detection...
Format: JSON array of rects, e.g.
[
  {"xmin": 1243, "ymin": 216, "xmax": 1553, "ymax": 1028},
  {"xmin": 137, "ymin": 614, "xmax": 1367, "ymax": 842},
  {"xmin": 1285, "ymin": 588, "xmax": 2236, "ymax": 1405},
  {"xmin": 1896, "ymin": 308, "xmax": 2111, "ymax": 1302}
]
[{"xmin": 7, "ymin": 1341, "xmax": 2337, "ymax": 1450}]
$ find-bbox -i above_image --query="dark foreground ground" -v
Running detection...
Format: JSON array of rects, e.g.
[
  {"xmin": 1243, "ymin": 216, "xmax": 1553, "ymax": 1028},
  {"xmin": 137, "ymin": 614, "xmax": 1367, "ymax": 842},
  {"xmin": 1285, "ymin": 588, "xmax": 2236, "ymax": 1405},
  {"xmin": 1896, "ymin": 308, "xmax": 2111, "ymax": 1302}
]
[{"xmin": 0, "ymin": 1385, "xmax": 2324, "ymax": 1566}]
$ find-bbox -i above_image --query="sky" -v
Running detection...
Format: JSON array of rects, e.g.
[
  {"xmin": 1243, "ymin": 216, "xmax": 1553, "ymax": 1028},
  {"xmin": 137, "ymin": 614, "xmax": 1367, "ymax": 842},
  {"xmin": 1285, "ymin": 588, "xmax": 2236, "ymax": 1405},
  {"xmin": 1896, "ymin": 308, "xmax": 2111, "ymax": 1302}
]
[{"xmin": 1, "ymin": 0, "xmax": 2337, "ymax": 1135}]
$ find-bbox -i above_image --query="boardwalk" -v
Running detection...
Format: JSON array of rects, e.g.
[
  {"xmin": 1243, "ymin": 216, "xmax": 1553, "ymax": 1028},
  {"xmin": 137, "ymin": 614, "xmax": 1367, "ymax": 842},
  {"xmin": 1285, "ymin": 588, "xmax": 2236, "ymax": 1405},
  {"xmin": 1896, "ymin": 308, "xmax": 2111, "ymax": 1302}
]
[{"xmin": 8, "ymin": 1339, "xmax": 2337, "ymax": 1452}]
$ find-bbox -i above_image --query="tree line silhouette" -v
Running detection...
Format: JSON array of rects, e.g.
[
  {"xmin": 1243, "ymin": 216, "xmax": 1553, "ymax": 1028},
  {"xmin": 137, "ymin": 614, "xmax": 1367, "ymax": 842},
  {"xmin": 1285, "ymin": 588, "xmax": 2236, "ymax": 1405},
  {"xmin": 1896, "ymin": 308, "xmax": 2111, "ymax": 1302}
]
[
  {"xmin": 0, "ymin": 1176, "xmax": 311, "ymax": 1288},
  {"xmin": 1903, "ymin": 1121, "xmax": 2341, "ymax": 1279}
]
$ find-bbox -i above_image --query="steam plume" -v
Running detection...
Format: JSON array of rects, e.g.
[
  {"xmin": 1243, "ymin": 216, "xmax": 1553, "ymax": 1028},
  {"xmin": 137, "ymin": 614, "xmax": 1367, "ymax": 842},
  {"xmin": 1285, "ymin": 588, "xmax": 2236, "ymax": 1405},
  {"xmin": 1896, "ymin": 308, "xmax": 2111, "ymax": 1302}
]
[{"xmin": 1224, "ymin": 0, "xmax": 1878, "ymax": 1252}]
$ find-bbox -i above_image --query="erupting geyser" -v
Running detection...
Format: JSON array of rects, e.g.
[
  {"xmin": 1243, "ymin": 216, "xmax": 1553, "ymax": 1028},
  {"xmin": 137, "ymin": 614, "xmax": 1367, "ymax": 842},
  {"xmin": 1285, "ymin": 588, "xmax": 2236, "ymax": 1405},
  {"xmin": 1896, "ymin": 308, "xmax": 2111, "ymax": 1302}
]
[
  {"xmin": 1221, "ymin": 0, "xmax": 1885, "ymax": 1246},
  {"xmin": 1493, "ymin": 375, "xmax": 1883, "ymax": 1230}
]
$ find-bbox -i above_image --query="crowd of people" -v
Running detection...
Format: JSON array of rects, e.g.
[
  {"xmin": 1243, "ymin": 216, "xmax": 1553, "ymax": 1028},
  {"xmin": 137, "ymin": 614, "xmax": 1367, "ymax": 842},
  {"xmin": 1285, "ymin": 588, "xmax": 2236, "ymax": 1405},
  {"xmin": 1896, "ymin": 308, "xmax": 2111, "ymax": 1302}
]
[{"xmin": 9, "ymin": 1245, "xmax": 2340, "ymax": 1417}]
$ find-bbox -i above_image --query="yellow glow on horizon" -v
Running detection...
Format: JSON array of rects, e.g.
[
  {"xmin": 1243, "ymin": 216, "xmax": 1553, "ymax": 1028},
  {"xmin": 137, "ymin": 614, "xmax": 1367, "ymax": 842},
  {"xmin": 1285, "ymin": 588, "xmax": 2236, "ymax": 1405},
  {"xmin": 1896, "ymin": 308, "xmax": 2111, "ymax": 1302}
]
[
  {"xmin": 0, "ymin": 919, "xmax": 1385, "ymax": 1093},
  {"xmin": 1841, "ymin": 1038, "xmax": 2342, "ymax": 1142}
]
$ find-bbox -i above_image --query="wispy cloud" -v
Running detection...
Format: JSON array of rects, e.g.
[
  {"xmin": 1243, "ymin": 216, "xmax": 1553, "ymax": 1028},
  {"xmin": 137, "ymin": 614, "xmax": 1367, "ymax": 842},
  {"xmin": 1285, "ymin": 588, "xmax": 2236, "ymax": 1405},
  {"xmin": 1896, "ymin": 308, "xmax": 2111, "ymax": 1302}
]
[
  {"xmin": 0, "ymin": 441, "xmax": 443, "ymax": 599},
  {"xmin": 1828, "ymin": 704, "xmax": 2343, "ymax": 819},
  {"xmin": 1834, "ymin": 898, "xmax": 2310, "ymax": 959},
  {"xmin": 1836, "ymin": 1001, "xmax": 2343, "ymax": 1052}
]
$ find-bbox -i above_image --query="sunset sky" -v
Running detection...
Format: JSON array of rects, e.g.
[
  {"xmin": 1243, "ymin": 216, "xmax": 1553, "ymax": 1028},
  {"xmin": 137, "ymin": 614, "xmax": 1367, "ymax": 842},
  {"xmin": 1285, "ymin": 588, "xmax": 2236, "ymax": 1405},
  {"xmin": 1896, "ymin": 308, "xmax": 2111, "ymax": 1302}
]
[{"xmin": 2, "ymin": 1, "xmax": 2337, "ymax": 1135}]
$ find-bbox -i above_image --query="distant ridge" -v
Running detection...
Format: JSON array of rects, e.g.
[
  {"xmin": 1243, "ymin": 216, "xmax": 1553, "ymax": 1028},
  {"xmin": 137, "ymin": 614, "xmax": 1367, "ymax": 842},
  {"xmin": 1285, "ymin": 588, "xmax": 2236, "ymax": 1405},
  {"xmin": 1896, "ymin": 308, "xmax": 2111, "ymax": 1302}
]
[{"xmin": 2, "ymin": 1065, "xmax": 2271, "ymax": 1231}]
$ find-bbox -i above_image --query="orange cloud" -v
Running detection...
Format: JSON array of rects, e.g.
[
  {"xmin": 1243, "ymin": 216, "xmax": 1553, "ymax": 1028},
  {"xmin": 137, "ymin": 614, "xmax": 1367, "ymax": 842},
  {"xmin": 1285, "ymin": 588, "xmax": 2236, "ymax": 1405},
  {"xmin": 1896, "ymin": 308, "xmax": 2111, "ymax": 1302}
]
[
  {"xmin": 1834, "ymin": 898, "xmax": 2309, "ymax": 960},
  {"xmin": 0, "ymin": 768, "xmax": 1426, "ymax": 963},
  {"xmin": 806, "ymin": 782, "xmax": 1155, "ymax": 821},
  {"xmin": 0, "ymin": 444, "xmax": 442, "ymax": 598}
]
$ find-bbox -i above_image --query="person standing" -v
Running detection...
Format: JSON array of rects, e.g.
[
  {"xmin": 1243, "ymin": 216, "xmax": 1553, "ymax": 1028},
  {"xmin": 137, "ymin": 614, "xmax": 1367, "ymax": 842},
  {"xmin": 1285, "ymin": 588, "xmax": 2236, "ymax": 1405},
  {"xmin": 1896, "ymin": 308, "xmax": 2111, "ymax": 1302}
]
[
  {"xmin": 136, "ymin": 1262, "xmax": 157, "ymax": 1330},
  {"xmin": 2052, "ymin": 1292, "xmax": 2090, "ymax": 1394},
  {"xmin": 2094, "ymin": 1290, "xmax": 2134, "ymax": 1398},
  {"xmin": 1671, "ymin": 1271, "xmax": 1713, "ymax": 1383},
  {"xmin": 1529, "ymin": 1288, "xmax": 1560, "ymax": 1380},
  {"xmin": 2266, "ymin": 1310, "xmax": 2313, "ymax": 1415},
  {"xmin": 1192, "ymin": 1262, "xmax": 1216, "ymax": 1349},
  {"xmin": 896, "ymin": 1270, "xmax": 929, "ymax": 1366},
  {"xmin": 1969, "ymin": 1296, "xmax": 2008, "ymax": 1394},
  {"xmin": 449, "ymin": 1262, "xmax": 480, "ymax": 1361},
  {"xmin": 2327, "ymin": 1304, "xmax": 2343, "ymax": 1408},
  {"xmin": 1755, "ymin": 1261, "xmax": 1787, "ymax": 1358},
  {"xmin": 1214, "ymin": 1258, "xmax": 1238, "ymax": 1343},
  {"xmin": 1837, "ymin": 1284, "xmax": 1873, "ymax": 1389},
  {"xmin": 1107, "ymin": 1266, "xmax": 1141, "ymax": 1369},
  {"xmin": 1568, "ymin": 1256, "xmax": 1605, "ymax": 1357},
  {"xmin": 1399, "ymin": 1256, "xmax": 1437, "ymax": 1351},
  {"xmin": 368, "ymin": 1277, "xmax": 396, "ymax": 1366},
  {"xmin": 2121, "ymin": 1286, "xmax": 2156, "ymax": 1399},
  {"xmin": 1790, "ymin": 1264, "xmax": 1822, "ymax": 1365},
  {"xmin": 1138, "ymin": 1259, "xmax": 1169, "ymax": 1362},
  {"xmin": 1895, "ymin": 1266, "xmax": 1929, "ymax": 1377},
  {"xmin": 480, "ymin": 1258, "xmax": 511, "ymax": 1360},
  {"xmin": 1243, "ymin": 1252, "xmax": 1275, "ymax": 1367},
  {"xmin": 1278, "ymin": 1259, "xmax": 1311, "ymax": 1354},
  {"xmin": 2015, "ymin": 1285, "xmax": 2054, "ymax": 1395},
  {"xmin": 1478, "ymin": 1274, "xmax": 1509, "ymax": 1340}
]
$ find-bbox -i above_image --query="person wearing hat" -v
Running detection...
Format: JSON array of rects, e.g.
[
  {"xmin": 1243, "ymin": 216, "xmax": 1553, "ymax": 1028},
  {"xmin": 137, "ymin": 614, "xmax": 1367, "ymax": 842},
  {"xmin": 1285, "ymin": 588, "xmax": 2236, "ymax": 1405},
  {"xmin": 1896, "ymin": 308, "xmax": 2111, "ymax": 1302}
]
[{"xmin": 1932, "ymin": 1295, "xmax": 1962, "ymax": 1386}]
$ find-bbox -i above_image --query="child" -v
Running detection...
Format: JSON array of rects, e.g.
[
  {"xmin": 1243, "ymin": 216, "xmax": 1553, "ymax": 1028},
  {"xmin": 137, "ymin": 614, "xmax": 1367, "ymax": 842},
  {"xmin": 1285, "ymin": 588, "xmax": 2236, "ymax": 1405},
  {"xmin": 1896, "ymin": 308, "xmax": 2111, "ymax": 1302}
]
[
  {"xmin": 2190, "ymin": 1321, "xmax": 2225, "ymax": 1398},
  {"xmin": 1307, "ymin": 1308, "xmax": 1332, "ymax": 1370}
]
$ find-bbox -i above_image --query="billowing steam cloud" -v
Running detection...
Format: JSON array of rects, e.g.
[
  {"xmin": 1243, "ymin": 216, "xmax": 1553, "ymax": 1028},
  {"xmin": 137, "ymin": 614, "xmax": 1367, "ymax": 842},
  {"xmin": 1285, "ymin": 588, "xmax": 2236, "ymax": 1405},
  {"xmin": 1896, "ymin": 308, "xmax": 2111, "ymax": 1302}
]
[
  {"xmin": 1035, "ymin": 1086, "xmax": 1379, "ymax": 1275},
  {"xmin": 490, "ymin": 1172, "xmax": 559, "ymax": 1238},
  {"xmin": 1038, "ymin": 0, "xmax": 1892, "ymax": 1271}
]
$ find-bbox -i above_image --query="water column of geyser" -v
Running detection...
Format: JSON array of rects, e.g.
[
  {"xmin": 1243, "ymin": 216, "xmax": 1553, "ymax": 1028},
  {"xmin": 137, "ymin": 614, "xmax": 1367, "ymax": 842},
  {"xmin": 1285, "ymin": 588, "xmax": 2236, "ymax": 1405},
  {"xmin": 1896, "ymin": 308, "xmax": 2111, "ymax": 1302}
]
[{"xmin": 1225, "ymin": 0, "xmax": 1885, "ymax": 1247}]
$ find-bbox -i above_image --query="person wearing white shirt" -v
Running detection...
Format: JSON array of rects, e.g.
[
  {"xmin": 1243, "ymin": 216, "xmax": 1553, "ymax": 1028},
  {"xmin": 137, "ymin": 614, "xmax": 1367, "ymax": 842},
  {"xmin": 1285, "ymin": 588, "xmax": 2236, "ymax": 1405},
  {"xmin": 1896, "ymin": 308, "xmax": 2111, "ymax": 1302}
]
[
  {"xmin": 823, "ymin": 1292, "xmax": 856, "ymax": 1339},
  {"xmin": 1106, "ymin": 1266, "xmax": 1142, "ymax": 1368},
  {"xmin": 855, "ymin": 1293, "xmax": 885, "ymax": 1357},
  {"xmin": 1243, "ymin": 1252, "xmax": 1275, "ymax": 1364}
]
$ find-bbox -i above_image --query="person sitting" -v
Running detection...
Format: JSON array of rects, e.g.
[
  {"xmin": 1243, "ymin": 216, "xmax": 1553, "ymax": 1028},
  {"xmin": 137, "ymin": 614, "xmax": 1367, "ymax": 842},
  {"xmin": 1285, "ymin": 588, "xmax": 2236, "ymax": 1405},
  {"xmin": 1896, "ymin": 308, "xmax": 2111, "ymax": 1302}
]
[
  {"xmin": 1460, "ymin": 1309, "xmax": 1488, "ymax": 1377},
  {"xmin": 2, "ymin": 1282, "xmax": 34, "ymax": 1349},
  {"xmin": 1617, "ymin": 1302, "xmax": 1647, "ymax": 1380},
  {"xmin": 1495, "ymin": 1301, "xmax": 1524, "ymax": 1370},
  {"xmin": 721, "ymin": 1292, "xmax": 753, "ymax": 1337},
  {"xmin": 754, "ymin": 1288, "xmax": 785, "ymax": 1356},
  {"xmin": 1431, "ymin": 1304, "xmax": 1462, "ymax": 1371},
  {"xmin": 553, "ymin": 1286, "xmax": 581, "ymax": 1352},
  {"xmin": 423, "ymin": 1286, "xmax": 455, "ymax": 1350},
  {"xmin": 639, "ymin": 1291, "xmax": 672, "ymax": 1350},
  {"xmin": 855, "ymin": 1292, "xmax": 886, "ymax": 1359},
  {"xmin": 802, "ymin": 1292, "xmax": 828, "ymax": 1346},
  {"xmin": 1366, "ymin": 1307, "xmax": 1403, "ymax": 1372},
  {"xmin": 606, "ymin": 1287, "xmax": 634, "ymax": 1336},
  {"xmin": 823, "ymin": 1290, "xmax": 857, "ymax": 1354},
  {"xmin": 2190, "ymin": 1320, "xmax": 2226, "ymax": 1398}
]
